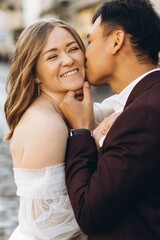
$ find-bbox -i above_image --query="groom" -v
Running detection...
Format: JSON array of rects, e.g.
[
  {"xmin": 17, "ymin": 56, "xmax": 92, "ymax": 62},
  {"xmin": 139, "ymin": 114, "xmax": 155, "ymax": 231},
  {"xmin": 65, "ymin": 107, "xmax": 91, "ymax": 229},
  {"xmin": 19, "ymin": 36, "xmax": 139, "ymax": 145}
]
[{"xmin": 60, "ymin": 0, "xmax": 160, "ymax": 239}]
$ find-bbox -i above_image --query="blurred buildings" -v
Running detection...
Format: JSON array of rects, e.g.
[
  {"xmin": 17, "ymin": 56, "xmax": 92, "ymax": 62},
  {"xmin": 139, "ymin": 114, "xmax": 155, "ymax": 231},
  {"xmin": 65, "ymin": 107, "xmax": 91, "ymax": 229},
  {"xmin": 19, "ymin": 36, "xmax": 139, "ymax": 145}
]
[
  {"xmin": 0, "ymin": 0, "xmax": 159, "ymax": 102},
  {"xmin": 0, "ymin": 0, "xmax": 102, "ymax": 61},
  {"xmin": 0, "ymin": 0, "xmax": 159, "ymax": 62}
]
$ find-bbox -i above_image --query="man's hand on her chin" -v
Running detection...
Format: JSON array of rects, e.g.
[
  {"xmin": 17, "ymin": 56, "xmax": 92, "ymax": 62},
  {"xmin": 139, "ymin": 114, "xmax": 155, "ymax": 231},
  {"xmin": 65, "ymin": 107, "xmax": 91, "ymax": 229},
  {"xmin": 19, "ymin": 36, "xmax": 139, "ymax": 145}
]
[{"xmin": 60, "ymin": 82, "xmax": 94, "ymax": 129}]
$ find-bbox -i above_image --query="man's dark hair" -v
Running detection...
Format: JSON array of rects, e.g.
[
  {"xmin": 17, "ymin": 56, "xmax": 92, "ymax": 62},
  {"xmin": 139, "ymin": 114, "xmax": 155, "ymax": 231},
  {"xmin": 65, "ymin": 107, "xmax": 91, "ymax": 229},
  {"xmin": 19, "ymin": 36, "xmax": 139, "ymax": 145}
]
[{"xmin": 93, "ymin": 0, "xmax": 160, "ymax": 64}]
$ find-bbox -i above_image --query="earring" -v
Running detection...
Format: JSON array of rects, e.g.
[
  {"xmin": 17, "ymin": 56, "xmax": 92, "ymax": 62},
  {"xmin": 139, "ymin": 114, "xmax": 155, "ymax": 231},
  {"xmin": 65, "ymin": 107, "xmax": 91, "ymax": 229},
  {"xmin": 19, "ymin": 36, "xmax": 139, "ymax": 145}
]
[{"xmin": 36, "ymin": 83, "xmax": 41, "ymax": 96}]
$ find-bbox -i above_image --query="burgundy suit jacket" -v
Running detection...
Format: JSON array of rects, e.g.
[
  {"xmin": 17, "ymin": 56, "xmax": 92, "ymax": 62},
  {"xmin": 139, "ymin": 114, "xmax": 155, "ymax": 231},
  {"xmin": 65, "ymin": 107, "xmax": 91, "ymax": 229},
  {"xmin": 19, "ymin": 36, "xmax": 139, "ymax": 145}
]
[{"xmin": 65, "ymin": 71, "xmax": 160, "ymax": 240}]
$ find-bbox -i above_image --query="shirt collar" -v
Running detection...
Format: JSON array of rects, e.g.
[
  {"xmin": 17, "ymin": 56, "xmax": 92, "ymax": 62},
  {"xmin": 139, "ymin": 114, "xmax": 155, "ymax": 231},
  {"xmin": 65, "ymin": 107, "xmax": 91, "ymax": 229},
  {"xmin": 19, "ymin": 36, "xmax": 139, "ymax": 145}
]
[{"xmin": 114, "ymin": 68, "xmax": 160, "ymax": 110}]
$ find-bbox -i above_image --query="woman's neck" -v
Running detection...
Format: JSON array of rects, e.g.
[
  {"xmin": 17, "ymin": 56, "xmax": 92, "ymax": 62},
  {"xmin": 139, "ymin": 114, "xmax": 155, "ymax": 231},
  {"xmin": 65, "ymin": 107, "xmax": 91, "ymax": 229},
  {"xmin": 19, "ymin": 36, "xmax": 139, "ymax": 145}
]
[{"xmin": 40, "ymin": 85, "xmax": 63, "ymax": 106}]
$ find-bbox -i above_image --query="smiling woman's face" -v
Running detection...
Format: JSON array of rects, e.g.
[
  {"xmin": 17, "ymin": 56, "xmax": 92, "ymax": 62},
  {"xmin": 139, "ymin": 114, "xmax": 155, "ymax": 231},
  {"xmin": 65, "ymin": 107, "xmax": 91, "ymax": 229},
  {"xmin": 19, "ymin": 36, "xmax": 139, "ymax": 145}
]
[{"xmin": 35, "ymin": 26, "xmax": 85, "ymax": 94}]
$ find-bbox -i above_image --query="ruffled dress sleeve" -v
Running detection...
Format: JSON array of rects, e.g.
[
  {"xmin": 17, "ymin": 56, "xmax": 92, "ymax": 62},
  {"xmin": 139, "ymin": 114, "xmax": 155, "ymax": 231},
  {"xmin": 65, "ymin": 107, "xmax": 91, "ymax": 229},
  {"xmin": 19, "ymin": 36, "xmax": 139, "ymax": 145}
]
[{"xmin": 13, "ymin": 163, "xmax": 86, "ymax": 240}]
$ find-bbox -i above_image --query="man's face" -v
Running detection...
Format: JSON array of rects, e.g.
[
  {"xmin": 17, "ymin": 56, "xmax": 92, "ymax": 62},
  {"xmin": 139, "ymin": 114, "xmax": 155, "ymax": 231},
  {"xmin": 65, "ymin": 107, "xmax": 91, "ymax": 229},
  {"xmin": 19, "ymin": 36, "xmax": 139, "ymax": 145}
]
[{"xmin": 85, "ymin": 16, "xmax": 115, "ymax": 87}]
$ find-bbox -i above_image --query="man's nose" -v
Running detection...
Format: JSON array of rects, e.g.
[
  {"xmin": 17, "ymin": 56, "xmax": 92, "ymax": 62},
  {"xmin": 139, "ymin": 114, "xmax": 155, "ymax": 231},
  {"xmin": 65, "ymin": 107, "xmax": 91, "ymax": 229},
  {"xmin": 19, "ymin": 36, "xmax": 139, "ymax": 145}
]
[{"xmin": 85, "ymin": 50, "xmax": 88, "ymax": 63}]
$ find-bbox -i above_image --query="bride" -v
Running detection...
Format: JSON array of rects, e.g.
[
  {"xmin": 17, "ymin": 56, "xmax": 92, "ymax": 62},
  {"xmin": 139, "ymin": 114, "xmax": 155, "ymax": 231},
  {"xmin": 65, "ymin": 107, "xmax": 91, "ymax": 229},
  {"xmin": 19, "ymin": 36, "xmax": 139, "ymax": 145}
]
[
  {"xmin": 5, "ymin": 18, "xmax": 87, "ymax": 240},
  {"xmin": 5, "ymin": 16, "xmax": 118, "ymax": 240}
]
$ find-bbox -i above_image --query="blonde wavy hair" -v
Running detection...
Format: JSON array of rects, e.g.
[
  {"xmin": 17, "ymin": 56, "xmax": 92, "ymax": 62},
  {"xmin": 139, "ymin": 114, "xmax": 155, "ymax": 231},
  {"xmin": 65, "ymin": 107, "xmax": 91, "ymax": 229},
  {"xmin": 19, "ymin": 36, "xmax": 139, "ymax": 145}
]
[{"xmin": 4, "ymin": 18, "xmax": 85, "ymax": 141}]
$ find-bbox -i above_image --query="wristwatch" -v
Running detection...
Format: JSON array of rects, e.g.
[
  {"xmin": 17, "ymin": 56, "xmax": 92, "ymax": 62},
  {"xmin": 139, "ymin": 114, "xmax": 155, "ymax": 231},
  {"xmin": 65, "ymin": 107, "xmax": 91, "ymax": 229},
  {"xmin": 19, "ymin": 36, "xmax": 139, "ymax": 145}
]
[{"xmin": 69, "ymin": 128, "xmax": 93, "ymax": 137}]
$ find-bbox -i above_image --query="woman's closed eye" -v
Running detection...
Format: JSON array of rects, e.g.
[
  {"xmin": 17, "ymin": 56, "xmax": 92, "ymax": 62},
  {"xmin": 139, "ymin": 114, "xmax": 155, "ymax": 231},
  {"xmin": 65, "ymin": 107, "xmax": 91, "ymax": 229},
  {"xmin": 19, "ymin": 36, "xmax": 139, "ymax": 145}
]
[
  {"xmin": 47, "ymin": 55, "xmax": 58, "ymax": 60},
  {"xmin": 69, "ymin": 47, "xmax": 80, "ymax": 53}
]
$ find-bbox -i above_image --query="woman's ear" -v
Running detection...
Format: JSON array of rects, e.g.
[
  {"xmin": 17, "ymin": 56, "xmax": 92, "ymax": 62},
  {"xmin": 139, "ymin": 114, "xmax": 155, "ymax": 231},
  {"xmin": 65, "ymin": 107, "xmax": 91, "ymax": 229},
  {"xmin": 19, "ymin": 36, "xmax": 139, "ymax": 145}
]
[
  {"xmin": 34, "ymin": 74, "xmax": 40, "ymax": 84},
  {"xmin": 112, "ymin": 30, "xmax": 125, "ymax": 54}
]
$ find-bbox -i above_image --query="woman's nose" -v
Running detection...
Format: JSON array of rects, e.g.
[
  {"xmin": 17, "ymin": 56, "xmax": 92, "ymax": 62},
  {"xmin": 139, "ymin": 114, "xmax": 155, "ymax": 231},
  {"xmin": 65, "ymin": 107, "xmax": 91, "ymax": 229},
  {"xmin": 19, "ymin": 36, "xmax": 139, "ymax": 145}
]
[{"xmin": 61, "ymin": 53, "xmax": 74, "ymax": 66}]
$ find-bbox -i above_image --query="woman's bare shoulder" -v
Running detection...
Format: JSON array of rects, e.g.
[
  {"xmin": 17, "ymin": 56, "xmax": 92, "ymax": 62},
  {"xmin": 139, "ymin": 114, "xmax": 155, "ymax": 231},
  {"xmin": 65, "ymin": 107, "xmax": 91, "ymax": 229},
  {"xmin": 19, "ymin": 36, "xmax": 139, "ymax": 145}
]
[
  {"xmin": 11, "ymin": 101, "xmax": 68, "ymax": 168},
  {"xmin": 17, "ymin": 101, "xmax": 67, "ymax": 135}
]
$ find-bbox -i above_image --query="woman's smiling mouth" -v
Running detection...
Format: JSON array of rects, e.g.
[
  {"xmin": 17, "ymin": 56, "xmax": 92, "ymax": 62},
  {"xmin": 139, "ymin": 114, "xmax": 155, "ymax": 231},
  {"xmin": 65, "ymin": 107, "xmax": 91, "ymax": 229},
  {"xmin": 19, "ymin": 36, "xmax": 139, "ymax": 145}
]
[{"xmin": 60, "ymin": 69, "xmax": 78, "ymax": 77}]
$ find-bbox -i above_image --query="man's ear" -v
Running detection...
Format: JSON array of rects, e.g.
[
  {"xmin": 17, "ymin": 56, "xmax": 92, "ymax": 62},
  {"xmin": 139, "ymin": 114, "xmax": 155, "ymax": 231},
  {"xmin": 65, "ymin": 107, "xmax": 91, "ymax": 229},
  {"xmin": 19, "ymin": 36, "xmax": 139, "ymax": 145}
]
[{"xmin": 112, "ymin": 30, "xmax": 125, "ymax": 54}]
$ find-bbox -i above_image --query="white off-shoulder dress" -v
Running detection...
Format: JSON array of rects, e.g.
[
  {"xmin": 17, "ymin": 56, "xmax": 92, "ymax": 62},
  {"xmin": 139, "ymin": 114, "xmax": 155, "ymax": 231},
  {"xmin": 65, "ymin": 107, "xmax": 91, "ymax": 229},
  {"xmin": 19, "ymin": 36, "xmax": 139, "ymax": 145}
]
[
  {"xmin": 9, "ymin": 163, "xmax": 86, "ymax": 240},
  {"xmin": 8, "ymin": 95, "xmax": 120, "ymax": 240}
]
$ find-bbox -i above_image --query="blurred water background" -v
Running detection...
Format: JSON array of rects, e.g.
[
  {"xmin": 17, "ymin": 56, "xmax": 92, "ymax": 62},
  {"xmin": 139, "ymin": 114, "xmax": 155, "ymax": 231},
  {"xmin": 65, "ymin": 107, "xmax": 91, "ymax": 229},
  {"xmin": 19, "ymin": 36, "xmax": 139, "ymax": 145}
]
[{"xmin": 0, "ymin": 62, "xmax": 18, "ymax": 240}]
